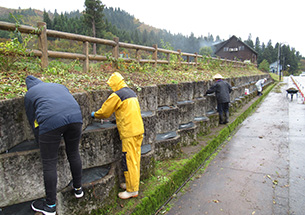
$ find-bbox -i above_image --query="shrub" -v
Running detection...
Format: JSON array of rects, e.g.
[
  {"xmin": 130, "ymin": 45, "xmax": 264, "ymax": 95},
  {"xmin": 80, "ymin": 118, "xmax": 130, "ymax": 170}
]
[
  {"xmin": 258, "ymin": 59, "xmax": 270, "ymax": 72},
  {"xmin": 0, "ymin": 36, "xmax": 34, "ymax": 71}
]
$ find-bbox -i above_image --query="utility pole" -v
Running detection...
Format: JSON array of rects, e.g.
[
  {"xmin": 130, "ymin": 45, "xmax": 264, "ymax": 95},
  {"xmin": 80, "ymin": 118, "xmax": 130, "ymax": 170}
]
[{"xmin": 277, "ymin": 43, "xmax": 281, "ymax": 81}]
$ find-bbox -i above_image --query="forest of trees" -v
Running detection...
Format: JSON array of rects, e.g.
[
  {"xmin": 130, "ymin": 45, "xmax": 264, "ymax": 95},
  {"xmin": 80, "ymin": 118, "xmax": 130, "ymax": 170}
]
[
  {"xmin": 244, "ymin": 34, "xmax": 302, "ymax": 74},
  {"xmin": 0, "ymin": 0, "xmax": 303, "ymax": 74}
]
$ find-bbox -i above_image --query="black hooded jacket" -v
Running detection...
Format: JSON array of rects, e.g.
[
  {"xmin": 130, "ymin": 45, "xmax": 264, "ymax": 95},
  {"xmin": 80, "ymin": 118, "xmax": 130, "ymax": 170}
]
[
  {"xmin": 206, "ymin": 79, "xmax": 232, "ymax": 103},
  {"xmin": 24, "ymin": 75, "xmax": 83, "ymax": 136}
]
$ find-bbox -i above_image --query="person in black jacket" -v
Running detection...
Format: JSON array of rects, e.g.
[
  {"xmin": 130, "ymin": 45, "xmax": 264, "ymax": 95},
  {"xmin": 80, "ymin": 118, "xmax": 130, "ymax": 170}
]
[
  {"xmin": 24, "ymin": 75, "xmax": 83, "ymax": 215},
  {"xmin": 205, "ymin": 74, "xmax": 232, "ymax": 124}
]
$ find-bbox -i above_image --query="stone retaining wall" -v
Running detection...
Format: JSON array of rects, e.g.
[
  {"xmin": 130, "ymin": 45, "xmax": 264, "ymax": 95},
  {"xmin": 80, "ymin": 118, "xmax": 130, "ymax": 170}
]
[{"xmin": 0, "ymin": 74, "xmax": 271, "ymax": 214}]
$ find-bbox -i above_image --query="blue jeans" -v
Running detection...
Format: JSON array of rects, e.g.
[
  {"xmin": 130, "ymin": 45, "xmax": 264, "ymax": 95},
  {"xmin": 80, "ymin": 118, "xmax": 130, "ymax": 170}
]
[{"xmin": 39, "ymin": 123, "xmax": 82, "ymax": 205}]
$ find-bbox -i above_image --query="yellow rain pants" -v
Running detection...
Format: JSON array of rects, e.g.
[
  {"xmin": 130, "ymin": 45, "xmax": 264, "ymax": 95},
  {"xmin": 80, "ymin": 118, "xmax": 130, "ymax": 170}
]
[{"xmin": 122, "ymin": 134, "xmax": 143, "ymax": 192}]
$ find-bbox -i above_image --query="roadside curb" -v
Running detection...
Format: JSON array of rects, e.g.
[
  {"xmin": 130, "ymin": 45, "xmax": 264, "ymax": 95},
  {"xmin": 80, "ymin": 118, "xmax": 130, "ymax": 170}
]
[{"xmin": 291, "ymin": 76, "xmax": 305, "ymax": 103}]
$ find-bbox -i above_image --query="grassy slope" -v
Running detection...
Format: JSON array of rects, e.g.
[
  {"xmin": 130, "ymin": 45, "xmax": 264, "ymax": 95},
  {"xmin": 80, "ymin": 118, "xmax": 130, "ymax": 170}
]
[{"xmin": 1, "ymin": 59, "xmax": 264, "ymax": 100}]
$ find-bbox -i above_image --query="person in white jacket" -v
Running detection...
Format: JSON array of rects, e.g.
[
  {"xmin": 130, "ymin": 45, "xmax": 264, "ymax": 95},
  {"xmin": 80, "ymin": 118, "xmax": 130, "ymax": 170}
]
[{"xmin": 255, "ymin": 78, "xmax": 267, "ymax": 96}]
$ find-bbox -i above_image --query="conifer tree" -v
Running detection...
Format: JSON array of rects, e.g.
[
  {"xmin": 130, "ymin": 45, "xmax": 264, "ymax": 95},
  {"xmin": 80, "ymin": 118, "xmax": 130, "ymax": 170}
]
[
  {"xmin": 43, "ymin": 11, "xmax": 52, "ymax": 29},
  {"xmin": 84, "ymin": 0, "xmax": 104, "ymax": 54}
]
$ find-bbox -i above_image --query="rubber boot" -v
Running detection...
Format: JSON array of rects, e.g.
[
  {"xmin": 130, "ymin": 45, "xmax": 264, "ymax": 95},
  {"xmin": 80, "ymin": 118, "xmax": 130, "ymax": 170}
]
[
  {"xmin": 219, "ymin": 113, "xmax": 225, "ymax": 124},
  {"xmin": 224, "ymin": 112, "xmax": 229, "ymax": 124}
]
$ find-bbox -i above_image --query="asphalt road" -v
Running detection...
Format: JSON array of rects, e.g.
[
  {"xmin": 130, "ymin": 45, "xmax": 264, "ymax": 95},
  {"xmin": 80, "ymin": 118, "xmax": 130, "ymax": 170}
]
[{"xmin": 166, "ymin": 76, "xmax": 305, "ymax": 215}]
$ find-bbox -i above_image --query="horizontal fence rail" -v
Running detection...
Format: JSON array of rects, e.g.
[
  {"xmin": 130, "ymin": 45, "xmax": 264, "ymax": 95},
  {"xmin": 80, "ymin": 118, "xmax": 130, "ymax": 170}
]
[{"xmin": 0, "ymin": 21, "xmax": 255, "ymax": 72}]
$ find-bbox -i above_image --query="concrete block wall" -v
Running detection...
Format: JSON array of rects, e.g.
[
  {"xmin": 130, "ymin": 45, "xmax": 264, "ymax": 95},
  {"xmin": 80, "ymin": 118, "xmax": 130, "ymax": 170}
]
[{"xmin": 0, "ymin": 74, "xmax": 272, "ymax": 214}]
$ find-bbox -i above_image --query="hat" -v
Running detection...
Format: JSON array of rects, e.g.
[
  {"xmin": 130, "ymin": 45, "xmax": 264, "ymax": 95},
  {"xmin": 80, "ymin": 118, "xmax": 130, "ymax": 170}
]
[{"xmin": 213, "ymin": 74, "xmax": 223, "ymax": 80}]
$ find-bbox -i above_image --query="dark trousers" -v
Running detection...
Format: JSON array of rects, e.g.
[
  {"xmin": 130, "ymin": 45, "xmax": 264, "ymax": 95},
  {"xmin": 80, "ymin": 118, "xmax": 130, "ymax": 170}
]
[
  {"xmin": 217, "ymin": 102, "xmax": 229, "ymax": 115},
  {"xmin": 39, "ymin": 123, "xmax": 83, "ymax": 205},
  {"xmin": 217, "ymin": 102, "xmax": 229, "ymax": 123}
]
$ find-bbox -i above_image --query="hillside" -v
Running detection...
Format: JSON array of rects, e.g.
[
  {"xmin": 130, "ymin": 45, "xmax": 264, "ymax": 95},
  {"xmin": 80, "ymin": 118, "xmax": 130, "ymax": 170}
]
[
  {"xmin": 0, "ymin": 6, "xmax": 224, "ymax": 55},
  {"xmin": 104, "ymin": 7, "xmax": 161, "ymax": 35},
  {"xmin": 0, "ymin": 6, "xmax": 158, "ymax": 35},
  {"xmin": 0, "ymin": 6, "xmax": 44, "ymax": 27},
  {"xmin": 0, "ymin": 5, "xmax": 302, "ymax": 76},
  {"xmin": 0, "ymin": 6, "xmax": 266, "ymax": 101}
]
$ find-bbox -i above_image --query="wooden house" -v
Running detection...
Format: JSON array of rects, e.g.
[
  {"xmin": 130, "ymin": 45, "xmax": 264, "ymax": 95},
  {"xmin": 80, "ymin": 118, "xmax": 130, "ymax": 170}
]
[{"xmin": 213, "ymin": 35, "xmax": 257, "ymax": 64}]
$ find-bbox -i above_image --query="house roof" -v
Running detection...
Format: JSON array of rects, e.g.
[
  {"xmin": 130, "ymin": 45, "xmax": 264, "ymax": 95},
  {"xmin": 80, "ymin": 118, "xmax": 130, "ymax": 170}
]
[
  {"xmin": 270, "ymin": 60, "xmax": 280, "ymax": 67},
  {"xmin": 213, "ymin": 35, "xmax": 258, "ymax": 55}
]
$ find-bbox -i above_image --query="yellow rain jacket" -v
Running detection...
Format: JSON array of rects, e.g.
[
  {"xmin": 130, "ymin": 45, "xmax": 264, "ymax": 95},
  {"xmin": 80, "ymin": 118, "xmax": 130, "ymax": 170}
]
[
  {"xmin": 93, "ymin": 72, "xmax": 144, "ymax": 139},
  {"xmin": 94, "ymin": 72, "xmax": 144, "ymax": 192}
]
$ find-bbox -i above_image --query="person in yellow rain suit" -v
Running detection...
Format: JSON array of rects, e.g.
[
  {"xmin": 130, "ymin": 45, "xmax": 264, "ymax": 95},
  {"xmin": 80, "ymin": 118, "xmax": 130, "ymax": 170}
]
[{"xmin": 91, "ymin": 72, "xmax": 144, "ymax": 199}]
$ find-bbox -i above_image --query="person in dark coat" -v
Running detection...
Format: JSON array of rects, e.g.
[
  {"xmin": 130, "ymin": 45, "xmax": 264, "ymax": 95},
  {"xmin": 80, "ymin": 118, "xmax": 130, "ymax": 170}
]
[
  {"xmin": 24, "ymin": 75, "xmax": 83, "ymax": 215},
  {"xmin": 205, "ymin": 74, "xmax": 232, "ymax": 124}
]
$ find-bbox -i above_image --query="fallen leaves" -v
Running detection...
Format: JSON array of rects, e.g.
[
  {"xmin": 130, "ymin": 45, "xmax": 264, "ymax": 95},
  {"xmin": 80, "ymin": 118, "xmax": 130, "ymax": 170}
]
[
  {"xmin": 1, "ymin": 59, "xmax": 264, "ymax": 100},
  {"xmin": 212, "ymin": 199, "xmax": 220, "ymax": 203}
]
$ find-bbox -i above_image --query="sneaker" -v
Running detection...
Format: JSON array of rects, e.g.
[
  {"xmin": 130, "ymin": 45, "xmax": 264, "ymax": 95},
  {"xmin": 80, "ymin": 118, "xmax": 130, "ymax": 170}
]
[
  {"xmin": 31, "ymin": 199, "xmax": 56, "ymax": 215},
  {"xmin": 120, "ymin": 183, "xmax": 126, "ymax": 190},
  {"xmin": 118, "ymin": 191, "xmax": 138, "ymax": 199},
  {"xmin": 74, "ymin": 187, "xmax": 84, "ymax": 198}
]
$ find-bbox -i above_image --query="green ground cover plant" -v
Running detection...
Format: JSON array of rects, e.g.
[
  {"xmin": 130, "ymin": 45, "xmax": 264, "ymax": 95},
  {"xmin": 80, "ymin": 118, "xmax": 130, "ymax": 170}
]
[{"xmin": 0, "ymin": 55, "xmax": 263, "ymax": 100}]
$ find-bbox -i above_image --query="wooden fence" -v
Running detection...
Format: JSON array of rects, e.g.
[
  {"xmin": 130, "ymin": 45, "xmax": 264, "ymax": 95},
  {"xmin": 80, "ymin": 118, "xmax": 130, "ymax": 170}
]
[{"xmin": 0, "ymin": 21, "xmax": 253, "ymax": 72}]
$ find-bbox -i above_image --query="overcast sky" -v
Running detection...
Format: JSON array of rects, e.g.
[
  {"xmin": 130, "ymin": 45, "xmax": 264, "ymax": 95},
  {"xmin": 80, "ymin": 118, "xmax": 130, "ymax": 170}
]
[{"xmin": 1, "ymin": 0, "xmax": 304, "ymax": 56}]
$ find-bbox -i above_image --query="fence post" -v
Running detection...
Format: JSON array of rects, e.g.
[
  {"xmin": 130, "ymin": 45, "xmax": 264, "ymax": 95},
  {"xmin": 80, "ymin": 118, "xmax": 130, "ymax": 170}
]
[
  {"xmin": 113, "ymin": 37, "xmax": 119, "ymax": 68},
  {"xmin": 167, "ymin": 53, "xmax": 170, "ymax": 65},
  {"xmin": 152, "ymin": 44, "xmax": 158, "ymax": 67},
  {"xmin": 83, "ymin": 41, "xmax": 89, "ymax": 73},
  {"xmin": 136, "ymin": 49, "xmax": 140, "ymax": 63},
  {"xmin": 195, "ymin": 52, "xmax": 198, "ymax": 66},
  {"xmin": 177, "ymin": 49, "xmax": 182, "ymax": 66},
  {"xmin": 37, "ymin": 22, "xmax": 48, "ymax": 69}
]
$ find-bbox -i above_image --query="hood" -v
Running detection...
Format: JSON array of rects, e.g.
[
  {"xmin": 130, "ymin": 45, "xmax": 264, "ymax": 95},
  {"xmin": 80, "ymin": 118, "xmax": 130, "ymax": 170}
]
[
  {"xmin": 26, "ymin": 75, "xmax": 44, "ymax": 90},
  {"xmin": 106, "ymin": 72, "xmax": 128, "ymax": 91}
]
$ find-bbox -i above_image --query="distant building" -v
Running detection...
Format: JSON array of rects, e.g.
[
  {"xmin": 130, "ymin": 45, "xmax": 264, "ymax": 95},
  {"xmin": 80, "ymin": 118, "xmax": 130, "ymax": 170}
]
[
  {"xmin": 269, "ymin": 60, "xmax": 282, "ymax": 74},
  {"xmin": 213, "ymin": 35, "xmax": 257, "ymax": 64}
]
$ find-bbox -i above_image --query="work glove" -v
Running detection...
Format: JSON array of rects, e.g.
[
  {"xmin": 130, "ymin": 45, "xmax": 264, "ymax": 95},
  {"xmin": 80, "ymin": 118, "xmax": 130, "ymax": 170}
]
[{"xmin": 91, "ymin": 112, "xmax": 95, "ymax": 118}]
